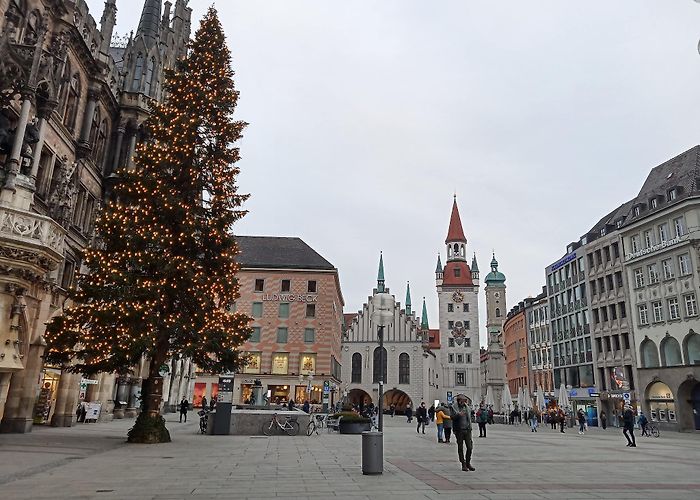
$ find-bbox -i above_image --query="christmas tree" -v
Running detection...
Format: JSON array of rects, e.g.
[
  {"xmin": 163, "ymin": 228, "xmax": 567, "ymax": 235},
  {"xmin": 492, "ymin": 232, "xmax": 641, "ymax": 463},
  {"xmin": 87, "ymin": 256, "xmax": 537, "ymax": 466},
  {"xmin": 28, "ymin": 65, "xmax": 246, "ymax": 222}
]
[{"xmin": 45, "ymin": 8, "xmax": 252, "ymax": 443}]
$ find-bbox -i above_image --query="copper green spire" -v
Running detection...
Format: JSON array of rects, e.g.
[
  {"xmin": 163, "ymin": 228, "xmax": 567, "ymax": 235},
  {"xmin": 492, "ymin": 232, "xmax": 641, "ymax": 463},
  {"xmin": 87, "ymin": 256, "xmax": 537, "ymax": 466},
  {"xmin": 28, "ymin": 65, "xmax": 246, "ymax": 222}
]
[
  {"xmin": 405, "ymin": 281, "xmax": 412, "ymax": 315},
  {"xmin": 421, "ymin": 297, "xmax": 429, "ymax": 330},
  {"xmin": 435, "ymin": 254, "xmax": 443, "ymax": 273},
  {"xmin": 471, "ymin": 252, "xmax": 479, "ymax": 272},
  {"xmin": 377, "ymin": 251, "xmax": 385, "ymax": 292}
]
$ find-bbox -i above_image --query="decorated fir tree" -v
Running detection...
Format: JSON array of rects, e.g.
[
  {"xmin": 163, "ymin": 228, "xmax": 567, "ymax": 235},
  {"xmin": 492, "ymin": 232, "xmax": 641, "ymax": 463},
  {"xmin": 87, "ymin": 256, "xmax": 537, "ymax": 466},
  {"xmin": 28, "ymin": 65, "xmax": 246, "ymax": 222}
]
[{"xmin": 45, "ymin": 8, "xmax": 252, "ymax": 443}]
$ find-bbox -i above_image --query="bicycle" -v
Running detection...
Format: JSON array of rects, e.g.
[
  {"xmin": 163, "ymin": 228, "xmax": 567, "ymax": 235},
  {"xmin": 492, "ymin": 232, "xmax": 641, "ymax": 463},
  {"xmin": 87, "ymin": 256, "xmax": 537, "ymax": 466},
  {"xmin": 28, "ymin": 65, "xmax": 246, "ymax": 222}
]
[
  {"xmin": 641, "ymin": 423, "xmax": 660, "ymax": 438},
  {"xmin": 306, "ymin": 414, "xmax": 326, "ymax": 436},
  {"xmin": 198, "ymin": 409, "xmax": 209, "ymax": 434},
  {"xmin": 263, "ymin": 413, "xmax": 299, "ymax": 436}
]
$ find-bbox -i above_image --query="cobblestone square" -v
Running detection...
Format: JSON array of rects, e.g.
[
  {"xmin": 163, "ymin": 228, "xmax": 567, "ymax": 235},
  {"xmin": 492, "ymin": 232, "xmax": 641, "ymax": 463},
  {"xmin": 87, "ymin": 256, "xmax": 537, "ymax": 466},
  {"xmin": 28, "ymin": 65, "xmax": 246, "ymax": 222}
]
[{"xmin": 1, "ymin": 414, "xmax": 698, "ymax": 499}]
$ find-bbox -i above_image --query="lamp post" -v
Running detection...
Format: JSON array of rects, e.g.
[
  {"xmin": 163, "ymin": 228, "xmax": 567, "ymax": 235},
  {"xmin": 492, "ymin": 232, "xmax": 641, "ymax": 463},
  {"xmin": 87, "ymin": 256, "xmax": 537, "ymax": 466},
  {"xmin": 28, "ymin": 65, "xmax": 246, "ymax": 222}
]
[{"xmin": 371, "ymin": 292, "xmax": 395, "ymax": 432}]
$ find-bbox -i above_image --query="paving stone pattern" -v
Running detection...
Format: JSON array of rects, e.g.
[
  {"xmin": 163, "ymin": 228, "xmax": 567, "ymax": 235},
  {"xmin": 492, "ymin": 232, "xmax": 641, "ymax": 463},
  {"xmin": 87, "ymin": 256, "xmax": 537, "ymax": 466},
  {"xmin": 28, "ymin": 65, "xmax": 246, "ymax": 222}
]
[{"xmin": 0, "ymin": 413, "xmax": 699, "ymax": 499}]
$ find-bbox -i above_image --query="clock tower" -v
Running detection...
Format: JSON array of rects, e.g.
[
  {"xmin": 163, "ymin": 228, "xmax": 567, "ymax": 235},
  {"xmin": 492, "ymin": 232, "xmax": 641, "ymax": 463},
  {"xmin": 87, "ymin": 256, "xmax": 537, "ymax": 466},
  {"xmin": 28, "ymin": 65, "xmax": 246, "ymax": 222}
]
[
  {"xmin": 436, "ymin": 196, "xmax": 480, "ymax": 405},
  {"xmin": 483, "ymin": 252, "xmax": 507, "ymax": 410}
]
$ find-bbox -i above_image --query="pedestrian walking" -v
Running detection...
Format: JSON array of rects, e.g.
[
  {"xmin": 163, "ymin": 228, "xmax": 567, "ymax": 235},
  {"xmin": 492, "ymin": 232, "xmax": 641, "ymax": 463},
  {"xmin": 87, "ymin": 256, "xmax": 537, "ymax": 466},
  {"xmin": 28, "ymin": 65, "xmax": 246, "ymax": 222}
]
[
  {"xmin": 302, "ymin": 400, "xmax": 310, "ymax": 413},
  {"xmin": 443, "ymin": 405, "xmax": 453, "ymax": 443},
  {"xmin": 406, "ymin": 404, "xmax": 413, "ymax": 423},
  {"xmin": 209, "ymin": 397, "xmax": 216, "ymax": 411},
  {"xmin": 487, "ymin": 406, "xmax": 494, "ymax": 425},
  {"xmin": 600, "ymin": 410, "xmax": 607, "ymax": 430},
  {"xmin": 623, "ymin": 404, "xmax": 636, "ymax": 447},
  {"xmin": 550, "ymin": 409, "xmax": 557, "ymax": 429},
  {"xmin": 577, "ymin": 409, "xmax": 586, "ymax": 435},
  {"xmin": 436, "ymin": 405, "xmax": 448, "ymax": 442},
  {"xmin": 558, "ymin": 409, "xmax": 566, "ymax": 433},
  {"xmin": 179, "ymin": 397, "xmax": 189, "ymax": 423},
  {"xmin": 201, "ymin": 396, "xmax": 208, "ymax": 409},
  {"xmin": 428, "ymin": 404, "xmax": 436, "ymax": 422},
  {"xmin": 416, "ymin": 402, "xmax": 428, "ymax": 434},
  {"xmin": 390, "ymin": 404, "xmax": 396, "ymax": 417},
  {"xmin": 288, "ymin": 399, "xmax": 296, "ymax": 411},
  {"xmin": 451, "ymin": 394, "xmax": 475, "ymax": 471},
  {"xmin": 476, "ymin": 404, "xmax": 488, "ymax": 437},
  {"xmin": 638, "ymin": 411, "xmax": 649, "ymax": 437},
  {"xmin": 529, "ymin": 409, "xmax": 538, "ymax": 432}
]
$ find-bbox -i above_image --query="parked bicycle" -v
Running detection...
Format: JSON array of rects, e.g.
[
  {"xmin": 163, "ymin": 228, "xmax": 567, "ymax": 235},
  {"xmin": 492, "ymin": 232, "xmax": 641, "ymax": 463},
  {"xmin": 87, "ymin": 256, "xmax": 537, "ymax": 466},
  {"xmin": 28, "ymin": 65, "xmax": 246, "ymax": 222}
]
[
  {"xmin": 263, "ymin": 413, "xmax": 299, "ymax": 436},
  {"xmin": 306, "ymin": 414, "xmax": 326, "ymax": 436},
  {"xmin": 642, "ymin": 423, "xmax": 660, "ymax": 438},
  {"xmin": 198, "ymin": 409, "xmax": 210, "ymax": 434}
]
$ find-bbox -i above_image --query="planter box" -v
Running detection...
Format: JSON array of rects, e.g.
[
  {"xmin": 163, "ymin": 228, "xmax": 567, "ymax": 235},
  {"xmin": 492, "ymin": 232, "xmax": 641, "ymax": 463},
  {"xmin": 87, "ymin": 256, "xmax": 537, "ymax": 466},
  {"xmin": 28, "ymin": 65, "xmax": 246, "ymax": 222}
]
[{"xmin": 339, "ymin": 421, "xmax": 371, "ymax": 434}]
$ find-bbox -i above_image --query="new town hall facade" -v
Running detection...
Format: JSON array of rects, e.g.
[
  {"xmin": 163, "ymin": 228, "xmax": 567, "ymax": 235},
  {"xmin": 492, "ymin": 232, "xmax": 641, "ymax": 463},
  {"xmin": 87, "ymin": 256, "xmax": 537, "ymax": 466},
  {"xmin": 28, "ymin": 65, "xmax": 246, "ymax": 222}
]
[{"xmin": 342, "ymin": 198, "xmax": 500, "ymax": 409}]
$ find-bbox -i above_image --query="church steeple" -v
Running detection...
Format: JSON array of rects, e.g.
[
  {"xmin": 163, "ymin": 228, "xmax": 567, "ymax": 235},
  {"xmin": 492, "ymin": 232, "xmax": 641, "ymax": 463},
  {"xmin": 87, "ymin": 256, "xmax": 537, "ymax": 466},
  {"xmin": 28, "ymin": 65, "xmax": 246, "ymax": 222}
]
[
  {"xmin": 421, "ymin": 297, "xmax": 429, "ymax": 330},
  {"xmin": 405, "ymin": 281, "xmax": 412, "ymax": 315},
  {"xmin": 377, "ymin": 252, "xmax": 385, "ymax": 293},
  {"xmin": 99, "ymin": 0, "xmax": 117, "ymax": 55},
  {"xmin": 136, "ymin": 0, "xmax": 162, "ymax": 47},
  {"xmin": 445, "ymin": 196, "xmax": 467, "ymax": 262}
]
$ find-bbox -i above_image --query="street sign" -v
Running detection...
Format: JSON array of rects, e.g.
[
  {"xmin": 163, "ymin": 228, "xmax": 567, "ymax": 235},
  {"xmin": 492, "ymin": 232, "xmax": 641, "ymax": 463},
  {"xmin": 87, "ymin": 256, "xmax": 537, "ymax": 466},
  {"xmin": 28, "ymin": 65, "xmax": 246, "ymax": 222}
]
[
  {"xmin": 323, "ymin": 380, "xmax": 330, "ymax": 394},
  {"xmin": 447, "ymin": 391, "xmax": 453, "ymax": 403},
  {"xmin": 623, "ymin": 392, "xmax": 631, "ymax": 400}
]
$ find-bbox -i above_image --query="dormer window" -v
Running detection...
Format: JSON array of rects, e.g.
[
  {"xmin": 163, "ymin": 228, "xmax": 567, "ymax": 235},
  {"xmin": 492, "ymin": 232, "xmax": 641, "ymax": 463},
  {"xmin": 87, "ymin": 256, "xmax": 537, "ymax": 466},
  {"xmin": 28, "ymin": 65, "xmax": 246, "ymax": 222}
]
[
  {"xmin": 650, "ymin": 198, "xmax": 658, "ymax": 209},
  {"xmin": 633, "ymin": 206, "xmax": 641, "ymax": 217},
  {"xmin": 616, "ymin": 220, "xmax": 623, "ymax": 229},
  {"xmin": 600, "ymin": 227, "xmax": 606, "ymax": 236},
  {"xmin": 668, "ymin": 189, "xmax": 677, "ymax": 201}
]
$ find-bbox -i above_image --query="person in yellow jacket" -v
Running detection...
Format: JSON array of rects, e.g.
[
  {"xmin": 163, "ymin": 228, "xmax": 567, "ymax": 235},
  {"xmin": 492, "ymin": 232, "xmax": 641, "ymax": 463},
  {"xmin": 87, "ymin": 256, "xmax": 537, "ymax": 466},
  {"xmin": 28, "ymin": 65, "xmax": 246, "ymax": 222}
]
[{"xmin": 436, "ymin": 405, "xmax": 452, "ymax": 443}]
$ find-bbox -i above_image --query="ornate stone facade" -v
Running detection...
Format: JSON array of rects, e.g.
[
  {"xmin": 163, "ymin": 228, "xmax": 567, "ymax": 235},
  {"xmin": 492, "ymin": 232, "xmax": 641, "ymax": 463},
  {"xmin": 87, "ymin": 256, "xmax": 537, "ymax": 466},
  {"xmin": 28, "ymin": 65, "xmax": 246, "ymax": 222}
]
[{"xmin": 0, "ymin": 0, "xmax": 192, "ymax": 432}]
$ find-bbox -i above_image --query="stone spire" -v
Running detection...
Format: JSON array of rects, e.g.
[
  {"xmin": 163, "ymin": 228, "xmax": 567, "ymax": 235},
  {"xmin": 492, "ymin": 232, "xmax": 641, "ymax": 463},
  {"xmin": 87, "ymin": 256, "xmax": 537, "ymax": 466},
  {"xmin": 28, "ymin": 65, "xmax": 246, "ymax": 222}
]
[
  {"xmin": 445, "ymin": 195, "xmax": 467, "ymax": 244},
  {"xmin": 471, "ymin": 253, "xmax": 479, "ymax": 273},
  {"xmin": 405, "ymin": 281, "xmax": 412, "ymax": 315},
  {"xmin": 136, "ymin": 0, "xmax": 162, "ymax": 46},
  {"xmin": 99, "ymin": 0, "xmax": 117, "ymax": 55},
  {"xmin": 377, "ymin": 252, "xmax": 385, "ymax": 293},
  {"xmin": 435, "ymin": 254, "xmax": 443, "ymax": 273},
  {"xmin": 421, "ymin": 297, "xmax": 429, "ymax": 330}
]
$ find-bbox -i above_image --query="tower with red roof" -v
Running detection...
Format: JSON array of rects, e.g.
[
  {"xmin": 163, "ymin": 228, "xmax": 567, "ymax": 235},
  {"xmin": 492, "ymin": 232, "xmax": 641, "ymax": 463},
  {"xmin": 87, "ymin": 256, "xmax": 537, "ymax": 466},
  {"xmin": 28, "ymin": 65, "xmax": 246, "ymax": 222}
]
[{"xmin": 436, "ymin": 196, "xmax": 481, "ymax": 404}]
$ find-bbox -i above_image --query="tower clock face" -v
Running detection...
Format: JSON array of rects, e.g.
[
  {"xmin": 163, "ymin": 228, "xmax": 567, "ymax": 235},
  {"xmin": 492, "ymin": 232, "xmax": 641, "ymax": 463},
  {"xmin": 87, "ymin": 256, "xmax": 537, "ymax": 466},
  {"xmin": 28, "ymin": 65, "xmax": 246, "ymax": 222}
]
[
  {"xmin": 494, "ymin": 292, "xmax": 500, "ymax": 298},
  {"xmin": 452, "ymin": 291, "xmax": 464, "ymax": 303}
]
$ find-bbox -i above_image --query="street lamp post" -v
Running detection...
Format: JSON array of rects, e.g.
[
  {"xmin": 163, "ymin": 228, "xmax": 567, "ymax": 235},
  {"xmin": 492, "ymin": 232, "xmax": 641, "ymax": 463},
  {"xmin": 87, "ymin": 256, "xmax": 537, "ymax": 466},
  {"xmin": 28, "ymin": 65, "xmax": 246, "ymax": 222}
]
[{"xmin": 371, "ymin": 292, "xmax": 395, "ymax": 431}]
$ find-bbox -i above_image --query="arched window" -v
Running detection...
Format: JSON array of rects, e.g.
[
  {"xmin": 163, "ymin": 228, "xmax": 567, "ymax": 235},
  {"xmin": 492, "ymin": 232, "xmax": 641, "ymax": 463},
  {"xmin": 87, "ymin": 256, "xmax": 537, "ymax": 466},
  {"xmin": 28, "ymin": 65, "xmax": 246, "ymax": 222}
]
[
  {"xmin": 351, "ymin": 352, "xmax": 362, "ymax": 384},
  {"xmin": 496, "ymin": 308, "xmax": 501, "ymax": 317},
  {"xmin": 660, "ymin": 336, "xmax": 682, "ymax": 367},
  {"xmin": 132, "ymin": 54, "xmax": 144, "ymax": 91},
  {"xmin": 398, "ymin": 354, "xmax": 409, "ymax": 384},
  {"xmin": 144, "ymin": 57, "xmax": 155, "ymax": 96},
  {"xmin": 93, "ymin": 119, "xmax": 109, "ymax": 166},
  {"xmin": 372, "ymin": 346, "xmax": 387, "ymax": 384},
  {"xmin": 453, "ymin": 243, "xmax": 459, "ymax": 255},
  {"xmin": 63, "ymin": 74, "xmax": 81, "ymax": 132},
  {"xmin": 89, "ymin": 107, "xmax": 100, "ymax": 148},
  {"xmin": 684, "ymin": 332, "xmax": 700, "ymax": 365},
  {"xmin": 640, "ymin": 338, "xmax": 659, "ymax": 368}
]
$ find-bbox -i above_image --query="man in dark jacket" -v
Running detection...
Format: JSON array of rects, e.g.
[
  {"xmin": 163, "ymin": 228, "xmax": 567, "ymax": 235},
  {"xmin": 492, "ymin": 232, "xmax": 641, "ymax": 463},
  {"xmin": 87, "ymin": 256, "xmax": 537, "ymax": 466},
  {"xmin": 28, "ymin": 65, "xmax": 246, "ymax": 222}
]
[
  {"xmin": 622, "ymin": 405, "xmax": 636, "ymax": 447},
  {"xmin": 416, "ymin": 402, "xmax": 428, "ymax": 433},
  {"xmin": 451, "ymin": 394, "xmax": 475, "ymax": 471},
  {"xmin": 428, "ymin": 404, "xmax": 436, "ymax": 422},
  {"xmin": 179, "ymin": 398, "xmax": 189, "ymax": 423}
]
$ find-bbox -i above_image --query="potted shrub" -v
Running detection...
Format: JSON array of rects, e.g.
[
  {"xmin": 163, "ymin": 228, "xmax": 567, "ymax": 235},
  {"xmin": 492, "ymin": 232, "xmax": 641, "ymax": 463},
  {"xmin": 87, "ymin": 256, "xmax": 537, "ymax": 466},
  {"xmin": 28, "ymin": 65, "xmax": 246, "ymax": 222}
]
[{"xmin": 332, "ymin": 411, "xmax": 371, "ymax": 434}]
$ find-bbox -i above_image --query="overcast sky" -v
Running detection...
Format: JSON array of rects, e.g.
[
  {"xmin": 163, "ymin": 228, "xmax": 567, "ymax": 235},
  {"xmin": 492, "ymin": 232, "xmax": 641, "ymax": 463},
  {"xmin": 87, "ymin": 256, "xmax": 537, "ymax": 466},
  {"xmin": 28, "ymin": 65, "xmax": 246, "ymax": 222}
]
[{"xmin": 88, "ymin": 1, "xmax": 700, "ymax": 346}]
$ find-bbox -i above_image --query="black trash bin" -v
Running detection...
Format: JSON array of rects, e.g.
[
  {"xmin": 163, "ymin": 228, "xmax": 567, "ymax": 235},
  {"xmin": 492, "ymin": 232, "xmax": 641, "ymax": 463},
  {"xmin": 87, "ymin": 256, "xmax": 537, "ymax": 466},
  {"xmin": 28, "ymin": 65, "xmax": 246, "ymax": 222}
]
[{"xmin": 361, "ymin": 431, "xmax": 383, "ymax": 475}]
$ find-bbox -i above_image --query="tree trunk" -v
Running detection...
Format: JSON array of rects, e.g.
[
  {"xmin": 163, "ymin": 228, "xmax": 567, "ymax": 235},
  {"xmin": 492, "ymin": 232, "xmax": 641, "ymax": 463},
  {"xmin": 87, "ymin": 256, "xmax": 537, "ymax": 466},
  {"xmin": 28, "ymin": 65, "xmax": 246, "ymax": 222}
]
[{"xmin": 126, "ymin": 348, "xmax": 171, "ymax": 443}]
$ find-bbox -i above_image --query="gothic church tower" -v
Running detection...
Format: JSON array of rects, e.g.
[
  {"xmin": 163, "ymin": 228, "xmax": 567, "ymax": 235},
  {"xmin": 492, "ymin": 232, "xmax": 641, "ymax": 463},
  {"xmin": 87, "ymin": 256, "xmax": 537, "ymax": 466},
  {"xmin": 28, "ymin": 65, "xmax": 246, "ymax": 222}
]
[{"xmin": 483, "ymin": 253, "xmax": 507, "ymax": 410}]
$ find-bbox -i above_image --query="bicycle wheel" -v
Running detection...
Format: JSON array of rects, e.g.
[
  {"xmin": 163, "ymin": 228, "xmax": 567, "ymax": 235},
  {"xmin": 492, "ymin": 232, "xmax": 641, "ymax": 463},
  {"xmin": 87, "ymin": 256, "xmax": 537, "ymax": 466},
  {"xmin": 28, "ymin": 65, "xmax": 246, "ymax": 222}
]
[
  {"xmin": 306, "ymin": 421, "xmax": 316, "ymax": 436},
  {"xmin": 651, "ymin": 426, "xmax": 660, "ymax": 438},
  {"xmin": 286, "ymin": 420, "xmax": 300, "ymax": 436},
  {"xmin": 263, "ymin": 420, "xmax": 275, "ymax": 436}
]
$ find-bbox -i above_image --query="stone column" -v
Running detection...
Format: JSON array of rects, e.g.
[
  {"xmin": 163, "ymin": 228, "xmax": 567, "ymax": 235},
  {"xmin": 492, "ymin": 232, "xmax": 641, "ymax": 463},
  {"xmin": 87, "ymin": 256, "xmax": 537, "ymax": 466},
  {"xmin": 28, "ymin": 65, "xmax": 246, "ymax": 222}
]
[
  {"xmin": 126, "ymin": 132, "xmax": 137, "ymax": 170},
  {"xmin": 124, "ymin": 377, "xmax": 142, "ymax": 418},
  {"xmin": 50, "ymin": 371, "xmax": 79, "ymax": 427},
  {"xmin": 0, "ymin": 372, "xmax": 13, "ymax": 423},
  {"xmin": 109, "ymin": 123, "xmax": 126, "ymax": 175},
  {"xmin": 2, "ymin": 93, "xmax": 34, "ymax": 193},
  {"xmin": 0, "ymin": 339, "xmax": 45, "ymax": 433},
  {"xmin": 77, "ymin": 90, "xmax": 99, "ymax": 150},
  {"xmin": 96, "ymin": 372, "xmax": 116, "ymax": 421}
]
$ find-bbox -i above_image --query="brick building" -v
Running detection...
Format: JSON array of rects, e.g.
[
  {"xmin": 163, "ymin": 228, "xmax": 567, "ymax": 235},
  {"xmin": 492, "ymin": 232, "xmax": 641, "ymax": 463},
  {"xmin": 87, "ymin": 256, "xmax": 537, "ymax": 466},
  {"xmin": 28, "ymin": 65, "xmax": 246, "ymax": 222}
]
[
  {"xmin": 195, "ymin": 236, "xmax": 344, "ymax": 407},
  {"xmin": 503, "ymin": 304, "xmax": 529, "ymax": 396}
]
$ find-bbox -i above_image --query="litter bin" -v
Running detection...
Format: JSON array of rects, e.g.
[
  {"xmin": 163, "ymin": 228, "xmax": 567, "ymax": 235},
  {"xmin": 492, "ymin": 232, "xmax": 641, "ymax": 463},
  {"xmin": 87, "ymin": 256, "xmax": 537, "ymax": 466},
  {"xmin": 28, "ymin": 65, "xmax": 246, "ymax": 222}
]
[{"xmin": 361, "ymin": 431, "xmax": 383, "ymax": 475}]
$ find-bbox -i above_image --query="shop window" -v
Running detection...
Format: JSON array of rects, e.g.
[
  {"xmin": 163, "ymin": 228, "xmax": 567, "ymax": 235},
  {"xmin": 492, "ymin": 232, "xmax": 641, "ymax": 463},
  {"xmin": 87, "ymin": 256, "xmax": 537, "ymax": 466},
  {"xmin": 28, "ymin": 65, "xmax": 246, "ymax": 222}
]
[
  {"xmin": 243, "ymin": 352, "xmax": 261, "ymax": 374},
  {"xmin": 299, "ymin": 353, "xmax": 316, "ymax": 374},
  {"xmin": 271, "ymin": 353, "xmax": 288, "ymax": 375},
  {"xmin": 647, "ymin": 381, "xmax": 675, "ymax": 424}
]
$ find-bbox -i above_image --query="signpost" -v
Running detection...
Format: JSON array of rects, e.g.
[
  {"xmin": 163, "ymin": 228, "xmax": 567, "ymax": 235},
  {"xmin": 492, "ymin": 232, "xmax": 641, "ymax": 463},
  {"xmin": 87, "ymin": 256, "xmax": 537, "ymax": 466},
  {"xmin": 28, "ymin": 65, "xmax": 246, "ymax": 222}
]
[
  {"xmin": 212, "ymin": 375, "xmax": 234, "ymax": 435},
  {"xmin": 322, "ymin": 380, "xmax": 330, "ymax": 413}
]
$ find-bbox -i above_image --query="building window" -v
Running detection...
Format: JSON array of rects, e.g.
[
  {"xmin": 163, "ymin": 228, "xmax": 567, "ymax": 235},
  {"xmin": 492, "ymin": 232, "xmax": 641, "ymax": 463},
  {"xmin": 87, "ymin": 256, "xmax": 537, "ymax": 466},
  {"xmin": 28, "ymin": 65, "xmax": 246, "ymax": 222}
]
[
  {"xmin": 254, "ymin": 279, "xmax": 265, "ymax": 292},
  {"xmin": 465, "ymin": 338, "xmax": 471, "ymax": 348},
  {"xmin": 638, "ymin": 304, "xmax": 649, "ymax": 325},
  {"xmin": 463, "ymin": 303, "xmax": 469, "ymax": 312},
  {"xmin": 668, "ymin": 188, "xmax": 677, "ymax": 201},
  {"xmin": 658, "ymin": 223, "xmax": 669, "ymax": 243},
  {"xmin": 448, "ymin": 353, "xmax": 454, "ymax": 363},
  {"xmin": 448, "ymin": 338, "xmax": 455, "ymax": 347},
  {"xmin": 454, "ymin": 268, "xmax": 461, "ymax": 278},
  {"xmin": 673, "ymin": 217, "xmax": 686, "ymax": 238},
  {"xmin": 279, "ymin": 303, "xmax": 290, "ymax": 318},
  {"xmin": 631, "ymin": 236, "xmax": 639, "ymax": 252},
  {"xmin": 243, "ymin": 352, "xmax": 261, "ymax": 374},
  {"xmin": 678, "ymin": 254, "xmax": 691, "ymax": 275},
  {"xmin": 662, "ymin": 259, "xmax": 675, "ymax": 280},
  {"xmin": 465, "ymin": 320, "xmax": 470, "ymax": 330},
  {"xmin": 304, "ymin": 328, "xmax": 315, "ymax": 343},
  {"xmin": 652, "ymin": 301, "xmax": 663, "ymax": 323},
  {"xmin": 684, "ymin": 294, "xmax": 698, "ymax": 317},
  {"xmin": 373, "ymin": 347, "xmax": 387, "ymax": 383},
  {"xmin": 447, "ymin": 303, "xmax": 454, "ymax": 312},
  {"xmin": 307, "ymin": 280, "xmax": 317, "ymax": 293},
  {"xmin": 276, "ymin": 327, "xmax": 288, "ymax": 343},
  {"xmin": 647, "ymin": 264, "xmax": 659, "ymax": 284},
  {"xmin": 651, "ymin": 198, "xmax": 658, "ymax": 209},
  {"xmin": 132, "ymin": 53, "xmax": 144, "ymax": 91},
  {"xmin": 281, "ymin": 279, "xmax": 291, "ymax": 292},
  {"xmin": 456, "ymin": 353, "xmax": 464, "ymax": 363},
  {"xmin": 668, "ymin": 298, "xmax": 680, "ymax": 320},
  {"xmin": 351, "ymin": 353, "xmax": 362, "ymax": 383},
  {"xmin": 271, "ymin": 353, "xmax": 288, "ymax": 374},
  {"xmin": 466, "ymin": 354, "xmax": 472, "ymax": 363},
  {"xmin": 300, "ymin": 353, "xmax": 316, "ymax": 373},
  {"xmin": 251, "ymin": 302, "xmax": 263, "ymax": 318},
  {"xmin": 448, "ymin": 321, "xmax": 454, "ymax": 329},
  {"xmin": 643, "ymin": 230, "xmax": 653, "ymax": 249},
  {"xmin": 633, "ymin": 206, "xmax": 640, "ymax": 217},
  {"xmin": 250, "ymin": 327, "xmax": 261, "ymax": 343},
  {"xmin": 306, "ymin": 304, "xmax": 316, "ymax": 318},
  {"xmin": 612, "ymin": 242, "xmax": 620, "ymax": 259},
  {"xmin": 619, "ymin": 301, "xmax": 626, "ymax": 319},
  {"xmin": 496, "ymin": 308, "xmax": 501, "ymax": 317},
  {"xmin": 60, "ymin": 259, "xmax": 76, "ymax": 289},
  {"xmin": 634, "ymin": 268, "xmax": 644, "ymax": 288},
  {"xmin": 398, "ymin": 353, "xmax": 410, "ymax": 384},
  {"xmin": 455, "ymin": 371, "xmax": 466, "ymax": 386}
]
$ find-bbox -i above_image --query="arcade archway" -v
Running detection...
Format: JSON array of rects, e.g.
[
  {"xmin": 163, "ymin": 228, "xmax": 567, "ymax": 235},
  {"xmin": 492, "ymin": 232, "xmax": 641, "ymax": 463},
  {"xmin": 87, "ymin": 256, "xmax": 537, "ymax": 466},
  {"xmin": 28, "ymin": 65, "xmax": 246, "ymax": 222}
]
[
  {"xmin": 347, "ymin": 388, "xmax": 372, "ymax": 408},
  {"xmin": 383, "ymin": 389, "xmax": 412, "ymax": 413}
]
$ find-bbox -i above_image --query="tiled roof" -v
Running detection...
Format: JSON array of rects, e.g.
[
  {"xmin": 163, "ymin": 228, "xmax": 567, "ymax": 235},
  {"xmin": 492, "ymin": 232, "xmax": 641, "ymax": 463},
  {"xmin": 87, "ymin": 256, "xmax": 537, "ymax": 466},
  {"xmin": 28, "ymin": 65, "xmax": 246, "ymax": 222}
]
[
  {"xmin": 235, "ymin": 236, "xmax": 336, "ymax": 270},
  {"xmin": 343, "ymin": 313, "xmax": 358, "ymax": 328},
  {"xmin": 445, "ymin": 198, "xmax": 467, "ymax": 243}
]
